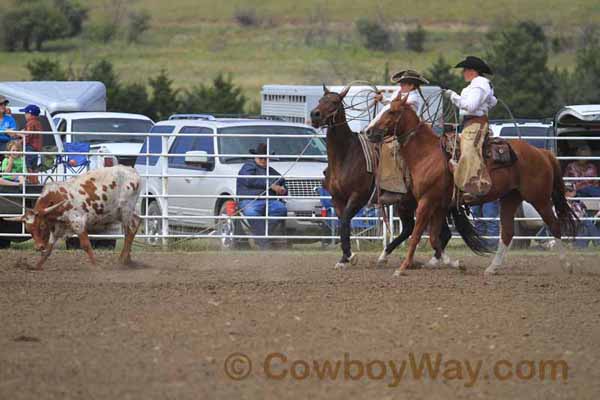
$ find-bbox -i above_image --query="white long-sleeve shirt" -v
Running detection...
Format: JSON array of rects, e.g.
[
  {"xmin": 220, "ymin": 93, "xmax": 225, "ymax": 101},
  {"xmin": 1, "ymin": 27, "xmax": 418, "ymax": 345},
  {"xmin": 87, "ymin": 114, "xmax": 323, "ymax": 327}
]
[
  {"xmin": 449, "ymin": 76, "xmax": 497, "ymax": 117},
  {"xmin": 366, "ymin": 90, "xmax": 423, "ymax": 132}
]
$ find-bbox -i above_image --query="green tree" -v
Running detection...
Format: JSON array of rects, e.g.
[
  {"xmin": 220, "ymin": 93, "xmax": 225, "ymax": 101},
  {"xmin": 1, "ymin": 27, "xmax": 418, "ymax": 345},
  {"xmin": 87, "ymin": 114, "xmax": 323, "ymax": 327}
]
[
  {"xmin": 1, "ymin": 0, "xmax": 87, "ymax": 51},
  {"xmin": 179, "ymin": 73, "xmax": 247, "ymax": 114},
  {"xmin": 425, "ymin": 55, "xmax": 463, "ymax": 92},
  {"xmin": 126, "ymin": 10, "xmax": 151, "ymax": 43},
  {"xmin": 572, "ymin": 36, "xmax": 600, "ymax": 104},
  {"xmin": 148, "ymin": 70, "xmax": 179, "ymax": 121},
  {"xmin": 27, "ymin": 58, "xmax": 69, "ymax": 80},
  {"xmin": 485, "ymin": 21, "xmax": 558, "ymax": 118},
  {"xmin": 54, "ymin": 0, "xmax": 88, "ymax": 37},
  {"xmin": 113, "ymin": 83, "xmax": 152, "ymax": 116},
  {"xmin": 81, "ymin": 59, "xmax": 128, "ymax": 111},
  {"xmin": 355, "ymin": 17, "xmax": 392, "ymax": 52}
]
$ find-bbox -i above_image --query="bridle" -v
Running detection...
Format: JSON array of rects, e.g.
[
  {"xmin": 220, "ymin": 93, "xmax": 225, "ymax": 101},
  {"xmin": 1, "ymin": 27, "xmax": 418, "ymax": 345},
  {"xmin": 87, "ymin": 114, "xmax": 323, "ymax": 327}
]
[
  {"xmin": 316, "ymin": 93, "xmax": 376, "ymax": 130},
  {"xmin": 374, "ymin": 108, "xmax": 422, "ymax": 146}
]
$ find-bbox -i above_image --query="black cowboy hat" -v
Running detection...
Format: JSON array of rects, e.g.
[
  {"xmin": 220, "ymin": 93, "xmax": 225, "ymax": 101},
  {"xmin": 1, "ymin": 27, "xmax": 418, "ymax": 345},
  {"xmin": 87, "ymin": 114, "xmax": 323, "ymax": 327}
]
[
  {"xmin": 390, "ymin": 69, "xmax": 429, "ymax": 86},
  {"xmin": 249, "ymin": 143, "xmax": 271, "ymax": 155},
  {"xmin": 454, "ymin": 56, "xmax": 493, "ymax": 75}
]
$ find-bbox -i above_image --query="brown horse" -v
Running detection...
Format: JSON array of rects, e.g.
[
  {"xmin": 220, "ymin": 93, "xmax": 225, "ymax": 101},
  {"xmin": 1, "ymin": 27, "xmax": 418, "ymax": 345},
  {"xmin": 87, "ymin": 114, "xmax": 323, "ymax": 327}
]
[
  {"xmin": 367, "ymin": 97, "xmax": 578, "ymax": 276},
  {"xmin": 310, "ymin": 85, "xmax": 463, "ymax": 269}
]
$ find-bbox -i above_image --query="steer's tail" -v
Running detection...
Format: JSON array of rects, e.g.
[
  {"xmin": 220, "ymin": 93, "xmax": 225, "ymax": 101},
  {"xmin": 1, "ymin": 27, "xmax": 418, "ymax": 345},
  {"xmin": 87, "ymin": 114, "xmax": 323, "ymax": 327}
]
[
  {"xmin": 548, "ymin": 152, "xmax": 579, "ymax": 237},
  {"xmin": 450, "ymin": 206, "xmax": 493, "ymax": 256}
]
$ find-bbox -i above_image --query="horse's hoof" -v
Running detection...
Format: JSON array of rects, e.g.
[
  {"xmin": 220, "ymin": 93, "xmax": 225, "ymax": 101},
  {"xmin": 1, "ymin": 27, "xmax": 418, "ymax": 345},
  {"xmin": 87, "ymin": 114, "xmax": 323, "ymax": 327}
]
[
  {"xmin": 377, "ymin": 251, "xmax": 388, "ymax": 267},
  {"xmin": 426, "ymin": 257, "xmax": 440, "ymax": 268},
  {"xmin": 334, "ymin": 262, "xmax": 348, "ymax": 270},
  {"xmin": 393, "ymin": 269, "xmax": 407, "ymax": 277},
  {"xmin": 484, "ymin": 265, "xmax": 499, "ymax": 276},
  {"xmin": 349, "ymin": 253, "xmax": 358, "ymax": 266}
]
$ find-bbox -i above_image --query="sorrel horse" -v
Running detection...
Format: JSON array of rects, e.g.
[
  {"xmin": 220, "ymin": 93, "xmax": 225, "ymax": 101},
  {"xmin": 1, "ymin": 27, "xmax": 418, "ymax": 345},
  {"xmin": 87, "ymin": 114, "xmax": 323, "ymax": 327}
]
[
  {"xmin": 367, "ymin": 96, "xmax": 578, "ymax": 276},
  {"xmin": 310, "ymin": 85, "xmax": 459, "ymax": 269}
]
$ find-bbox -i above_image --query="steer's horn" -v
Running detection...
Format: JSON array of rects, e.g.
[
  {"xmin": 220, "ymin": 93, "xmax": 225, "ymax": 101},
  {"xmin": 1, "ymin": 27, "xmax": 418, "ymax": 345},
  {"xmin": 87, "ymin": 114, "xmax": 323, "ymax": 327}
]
[
  {"xmin": 40, "ymin": 200, "xmax": 67, "ymax": 216},
  {"xmin": 2, "ymin": 215, "xmax": 26, "ymax": 222}
]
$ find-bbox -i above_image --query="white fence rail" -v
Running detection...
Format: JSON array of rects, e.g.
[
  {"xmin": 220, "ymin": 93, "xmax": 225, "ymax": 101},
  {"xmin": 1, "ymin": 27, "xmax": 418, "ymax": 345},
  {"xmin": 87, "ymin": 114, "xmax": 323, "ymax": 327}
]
[{"xmin": 1, "ymin": 130, "xmax": 599, "ymax": 248}]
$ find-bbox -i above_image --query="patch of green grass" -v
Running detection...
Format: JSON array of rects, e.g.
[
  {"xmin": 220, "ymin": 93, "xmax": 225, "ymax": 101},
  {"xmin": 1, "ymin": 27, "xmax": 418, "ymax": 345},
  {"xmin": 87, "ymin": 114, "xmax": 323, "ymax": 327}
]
[{"xmin": 1, "ymin": 1, "xmax": 597, "ymax": 107}]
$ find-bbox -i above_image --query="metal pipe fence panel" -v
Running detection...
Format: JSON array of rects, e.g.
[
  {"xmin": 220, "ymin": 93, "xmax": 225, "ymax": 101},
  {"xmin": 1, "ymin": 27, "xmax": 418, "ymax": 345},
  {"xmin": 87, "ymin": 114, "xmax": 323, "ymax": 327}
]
[{"xmin": 1, "ymin": 130, "xmax": 599, "ymax": 246}]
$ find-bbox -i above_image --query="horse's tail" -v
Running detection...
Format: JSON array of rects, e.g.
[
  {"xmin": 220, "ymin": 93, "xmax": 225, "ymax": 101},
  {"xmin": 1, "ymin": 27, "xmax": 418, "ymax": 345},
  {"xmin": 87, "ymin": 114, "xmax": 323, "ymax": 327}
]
[
  {"xmin": 450, "ymin": 206, "xmax": 493, "ymax": 255},
  {"xmin": 548, "ymin": 152, "xmax": 579, "ymax": 236}
]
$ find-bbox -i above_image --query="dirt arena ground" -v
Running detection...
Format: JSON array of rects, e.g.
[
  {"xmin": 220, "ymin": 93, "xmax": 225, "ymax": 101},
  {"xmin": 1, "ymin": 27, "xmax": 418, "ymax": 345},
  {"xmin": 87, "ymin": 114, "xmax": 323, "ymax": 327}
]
[{"xmin": 1, "ymin": 248, "xmax": 599, "ymax": 399}]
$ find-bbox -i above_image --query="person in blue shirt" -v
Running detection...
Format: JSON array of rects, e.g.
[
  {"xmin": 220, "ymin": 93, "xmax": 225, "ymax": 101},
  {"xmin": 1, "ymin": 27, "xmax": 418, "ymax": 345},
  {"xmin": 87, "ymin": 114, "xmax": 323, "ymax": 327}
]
[
  {"xmin": 236, "ymin": 143, "xmax": 288, "ymax": 249},
  {"xmin": 0, "ymin": 96, "xmax": 18, "ymax": 157}
]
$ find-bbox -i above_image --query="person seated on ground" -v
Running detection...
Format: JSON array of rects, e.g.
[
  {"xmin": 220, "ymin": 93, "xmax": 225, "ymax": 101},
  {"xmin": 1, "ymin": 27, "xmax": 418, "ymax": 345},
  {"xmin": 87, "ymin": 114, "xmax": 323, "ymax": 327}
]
[
  {"xmin": 0, "ymin": 96, "xmax": 17, "ymax": 161},
  {"xmin": 0, "ymin": 141, "xmax": 25, "ymax": 186},
  {"xmin": 236, "ymin": 143, "xmax": 288, "ymax": 249},
  {"xmin": 8, "ymin": 105, "xmax": 43, "ymax": 171},
  {"xmin": 565, "ymin": 144, "xmax": 600, "ymax": 198}
]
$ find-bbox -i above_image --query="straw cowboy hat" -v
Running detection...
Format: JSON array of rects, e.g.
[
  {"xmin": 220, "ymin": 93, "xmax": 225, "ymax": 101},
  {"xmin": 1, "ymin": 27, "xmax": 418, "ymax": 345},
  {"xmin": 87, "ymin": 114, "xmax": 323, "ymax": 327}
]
[
  {"xmin": 390, "ymin": 70, "xmax": 430, "ymax": 86},
  {"xmin": 454, "ymin": 56, "xmax": 493, "ymax": 75}
]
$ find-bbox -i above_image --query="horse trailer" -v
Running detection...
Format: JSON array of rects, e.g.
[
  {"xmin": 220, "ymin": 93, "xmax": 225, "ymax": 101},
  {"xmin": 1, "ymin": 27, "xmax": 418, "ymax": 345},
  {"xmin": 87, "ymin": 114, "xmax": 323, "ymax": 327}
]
[{"xmin": 261, "ymin": 84, "xmax": 443, "ymax": 132}]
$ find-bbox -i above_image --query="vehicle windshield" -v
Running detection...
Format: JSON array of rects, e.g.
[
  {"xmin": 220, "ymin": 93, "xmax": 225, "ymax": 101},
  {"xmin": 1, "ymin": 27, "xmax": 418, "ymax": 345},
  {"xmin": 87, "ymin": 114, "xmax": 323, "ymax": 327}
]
[
  {"xmin": 499, "ymin": 126, "xmax": 551, "ymax": 149},
  {"xmin": 71, "ymin": 118, "xmax": 154, "ymax": 143},
  {"xmin": 217, "ymin": 125, "xmax": 326, "ymax": 163}
]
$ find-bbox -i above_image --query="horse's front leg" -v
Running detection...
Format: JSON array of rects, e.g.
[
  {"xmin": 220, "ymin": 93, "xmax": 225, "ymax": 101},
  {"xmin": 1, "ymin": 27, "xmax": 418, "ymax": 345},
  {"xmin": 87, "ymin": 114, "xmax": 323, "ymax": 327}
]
[
  {"xmin": 378, "ymin": 212, "xmax": 414, "ymax": 267},
  {"xmin": 335, "ymin": 198, "xmax": 363, "ymax": 269},
  {"xmin": 395, "ymin": 199, "xmax": 434, "ymax": 276}
]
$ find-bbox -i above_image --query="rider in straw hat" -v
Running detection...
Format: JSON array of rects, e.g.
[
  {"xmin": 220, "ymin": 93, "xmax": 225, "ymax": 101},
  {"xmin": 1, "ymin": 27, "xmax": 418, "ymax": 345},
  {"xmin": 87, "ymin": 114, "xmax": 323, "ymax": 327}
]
[
  {"xmin": 443, "ymin": 56, "xmax": 497, "ymax": 198},
  {"xmin": 371, "ymin": 69, "xmax": 429, "ymax": 205}
]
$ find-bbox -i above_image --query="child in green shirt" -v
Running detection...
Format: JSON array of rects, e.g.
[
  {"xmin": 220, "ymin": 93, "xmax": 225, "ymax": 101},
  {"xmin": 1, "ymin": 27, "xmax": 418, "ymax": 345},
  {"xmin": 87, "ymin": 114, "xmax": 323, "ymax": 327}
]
[{"xmin": 1, "ymin": 141, "xmax": 25, "ymax": 185}]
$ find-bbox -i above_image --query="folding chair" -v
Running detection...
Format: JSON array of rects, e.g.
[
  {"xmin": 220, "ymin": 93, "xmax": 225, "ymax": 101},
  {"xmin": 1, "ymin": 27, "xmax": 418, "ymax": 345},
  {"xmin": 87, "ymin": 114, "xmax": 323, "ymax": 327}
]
[{"xmin": 46, "ymin": 142, "xmax": 90, "ymax": 183}]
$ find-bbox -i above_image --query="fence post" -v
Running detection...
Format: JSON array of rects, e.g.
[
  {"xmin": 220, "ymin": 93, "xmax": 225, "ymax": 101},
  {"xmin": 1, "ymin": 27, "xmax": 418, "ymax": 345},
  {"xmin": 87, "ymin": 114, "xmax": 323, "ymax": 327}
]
[{"xmin": 161, "ymin": 134, "xmax": 169, "ymax": 249}]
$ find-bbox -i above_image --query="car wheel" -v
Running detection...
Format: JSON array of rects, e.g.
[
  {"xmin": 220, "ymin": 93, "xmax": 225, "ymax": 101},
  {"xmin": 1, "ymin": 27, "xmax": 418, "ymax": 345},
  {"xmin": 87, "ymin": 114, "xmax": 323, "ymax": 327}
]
[
  {"xmin": 216, "ymin": 201, "xmax": 239, "ymax": 250},
  {"xmin": 144, "ymin": 201, "xmax": 163, "ymax": 246}
]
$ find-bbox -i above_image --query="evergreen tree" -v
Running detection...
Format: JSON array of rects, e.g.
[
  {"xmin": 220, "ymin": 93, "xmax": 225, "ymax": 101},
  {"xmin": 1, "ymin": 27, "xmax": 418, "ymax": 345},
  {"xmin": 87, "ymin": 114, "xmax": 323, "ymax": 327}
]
[
  {"xmin": 425, "ymin": 55, "xmax": 463, "ymax": 92},
  {"xmin": 148, "ymin": 70, "xmax": 179, "ymax": 121},
  {"xmin": 179, "ymin": 73, "xmax": 246, "ymax": 115},
  {"xmin": 27, "ymin": 58, "xmax": 68, "ymax": 81},
  {"xmin": 485, "ymin": 21, "xmax": 558, "ymax": 118},
  {"xmin": 572, "ymin": 36, "xmax": 600, "ymax": 104}
]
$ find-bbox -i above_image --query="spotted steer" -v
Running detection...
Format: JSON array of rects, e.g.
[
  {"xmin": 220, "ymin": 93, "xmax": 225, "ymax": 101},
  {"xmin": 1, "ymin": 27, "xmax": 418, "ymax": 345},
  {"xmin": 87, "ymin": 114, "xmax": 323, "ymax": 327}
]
[{"xmin": 5, "ymin": 166, "xmax": 141, "ymax": 270}]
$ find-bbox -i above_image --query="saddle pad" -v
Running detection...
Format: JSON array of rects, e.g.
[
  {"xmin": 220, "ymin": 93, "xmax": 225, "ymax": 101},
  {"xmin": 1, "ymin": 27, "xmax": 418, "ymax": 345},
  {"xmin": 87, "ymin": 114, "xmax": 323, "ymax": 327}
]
[{"xmin": 357, "ymin": 133, "xmax": 375, "ymax": 173}]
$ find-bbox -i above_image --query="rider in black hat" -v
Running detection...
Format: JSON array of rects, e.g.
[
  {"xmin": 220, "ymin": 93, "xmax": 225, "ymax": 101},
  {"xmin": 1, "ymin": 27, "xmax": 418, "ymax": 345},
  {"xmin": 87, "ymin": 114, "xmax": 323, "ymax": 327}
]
[{"xmin": 443, "ymin": 56, "xmax": 497, "ymax": 198}]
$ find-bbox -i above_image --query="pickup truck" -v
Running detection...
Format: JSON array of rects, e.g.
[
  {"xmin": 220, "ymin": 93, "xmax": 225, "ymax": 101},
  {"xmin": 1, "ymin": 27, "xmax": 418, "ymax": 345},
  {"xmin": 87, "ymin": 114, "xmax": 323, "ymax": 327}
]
[{"xmin": 0, "ymin": 81, "xmax": 154, "ymax": 248}]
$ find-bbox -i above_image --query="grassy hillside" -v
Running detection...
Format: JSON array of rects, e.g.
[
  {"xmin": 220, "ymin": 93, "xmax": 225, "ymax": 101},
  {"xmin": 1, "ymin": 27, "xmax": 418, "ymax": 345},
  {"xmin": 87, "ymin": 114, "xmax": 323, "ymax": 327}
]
[{"xmin": 0, "ymin": 0, "xmax": 598, "ymax": 104}]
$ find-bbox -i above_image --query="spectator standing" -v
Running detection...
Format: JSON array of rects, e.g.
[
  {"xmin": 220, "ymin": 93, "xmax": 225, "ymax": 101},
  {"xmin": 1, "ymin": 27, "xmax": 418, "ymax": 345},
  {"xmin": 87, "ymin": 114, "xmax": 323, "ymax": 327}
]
[{"xmin": 0, "ymin": 96, "xmax": 17, "ymax": 158}]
